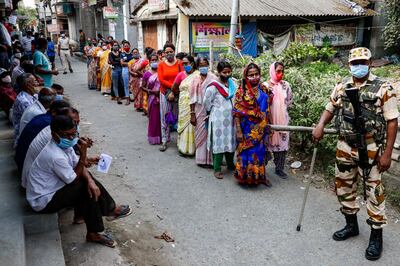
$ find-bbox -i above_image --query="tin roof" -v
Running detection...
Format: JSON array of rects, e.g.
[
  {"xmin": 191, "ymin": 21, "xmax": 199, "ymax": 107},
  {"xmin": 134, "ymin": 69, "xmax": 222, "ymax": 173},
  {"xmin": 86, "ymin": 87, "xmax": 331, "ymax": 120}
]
[{"xmin": 176, "ymin": 0, "xmax": 361, "ymax": 17}]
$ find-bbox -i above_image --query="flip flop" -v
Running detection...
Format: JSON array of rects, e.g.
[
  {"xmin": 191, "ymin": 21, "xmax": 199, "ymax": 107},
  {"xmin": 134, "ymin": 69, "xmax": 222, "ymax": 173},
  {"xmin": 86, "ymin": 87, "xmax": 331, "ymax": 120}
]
[
  {"xmin": 214, "ymin": 172, "xmax": 224, "ymax": 179},
  {"xmin": 87, "ymin": 233, "xmax": 116, "ymax": 248},
  {"xmin": 106, "ymin": 205, "xmax": 132, "ymax": 221}
]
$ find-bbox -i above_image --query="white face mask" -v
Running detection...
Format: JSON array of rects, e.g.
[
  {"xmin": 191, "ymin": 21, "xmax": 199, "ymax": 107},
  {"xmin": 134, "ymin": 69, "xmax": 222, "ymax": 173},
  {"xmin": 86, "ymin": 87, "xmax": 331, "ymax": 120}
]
[
  {"xmin": 15, "ymin": 53, "xmax": 22, "ymax": 59},
  {"xmin": 61, "ymin": 34, "xmax": 65, "ymax": 38},
  {"xmin": 2, "ymin": 76, "xmax": 11, "ymax": 83}
]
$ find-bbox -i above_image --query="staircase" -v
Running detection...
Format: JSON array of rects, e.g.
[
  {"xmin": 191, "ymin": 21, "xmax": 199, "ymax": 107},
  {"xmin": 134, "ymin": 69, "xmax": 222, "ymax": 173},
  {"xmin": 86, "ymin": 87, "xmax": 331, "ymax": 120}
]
[{"xmin": 0, "ymin": 113, "xmax": 65, "ymax": 266}]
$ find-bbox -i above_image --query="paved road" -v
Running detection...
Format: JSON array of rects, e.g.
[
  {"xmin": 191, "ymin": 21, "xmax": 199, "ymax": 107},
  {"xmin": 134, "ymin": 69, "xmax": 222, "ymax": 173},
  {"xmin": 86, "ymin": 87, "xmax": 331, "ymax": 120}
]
[{"xmin": 56, "ymin": 57, "xmax": 400, "ymax": 266}]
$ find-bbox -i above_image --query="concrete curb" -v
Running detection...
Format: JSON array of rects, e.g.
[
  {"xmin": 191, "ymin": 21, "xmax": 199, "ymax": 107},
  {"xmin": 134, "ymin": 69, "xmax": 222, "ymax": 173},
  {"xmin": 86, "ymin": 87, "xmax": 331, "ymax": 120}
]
[{"xmin": 0, "ymin": 113, "xmax": 65, "ymax": 266}]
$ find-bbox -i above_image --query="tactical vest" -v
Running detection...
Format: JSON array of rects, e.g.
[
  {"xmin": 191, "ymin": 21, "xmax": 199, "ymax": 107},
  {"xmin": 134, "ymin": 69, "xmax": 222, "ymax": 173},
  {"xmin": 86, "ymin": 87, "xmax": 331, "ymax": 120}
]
[{"xmin": 334, "ymin": 78, "xmax": 387, "ymax": 146}]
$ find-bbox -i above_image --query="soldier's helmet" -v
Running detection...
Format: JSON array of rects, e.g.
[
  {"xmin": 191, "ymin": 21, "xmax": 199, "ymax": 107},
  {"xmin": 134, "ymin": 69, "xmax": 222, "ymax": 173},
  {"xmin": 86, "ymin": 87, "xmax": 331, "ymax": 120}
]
[{"xmin": 348, "ymin": 47, "xmax": 372, "ymax": 63}]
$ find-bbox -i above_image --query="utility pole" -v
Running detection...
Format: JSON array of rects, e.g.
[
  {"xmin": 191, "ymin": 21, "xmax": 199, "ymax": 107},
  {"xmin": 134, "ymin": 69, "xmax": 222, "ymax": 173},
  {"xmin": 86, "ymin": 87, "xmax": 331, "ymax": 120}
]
[
  {"xmin": 43, "ymin": 4, "xmax": 48, "ymax": 37},
  {"xmin": 228, "ymin": 0, "xmax": 239, "ymax": 53}
]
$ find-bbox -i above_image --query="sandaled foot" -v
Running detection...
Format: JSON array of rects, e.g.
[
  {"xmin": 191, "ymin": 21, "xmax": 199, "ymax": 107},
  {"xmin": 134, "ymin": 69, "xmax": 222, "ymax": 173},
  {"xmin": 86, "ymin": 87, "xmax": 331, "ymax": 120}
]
[
  {"xmin": 73, "ymin": 216, "xmax": 85, "ymax": 225},
  {"xmin": 86, "ymin": 232, "xmax": 116, "ymax": 248},
  {"xmin": 159, "ymin": 144, "xmax": 167, "ymax": 152},
  {"xmin": 214, "ymin": 172, "xmax": 224, "ymax": 179},
  {"xmin": 106, "ymin": 205, "xmax": 132, "ymax": 221},
  {"xmin": 125, "ymin": 100, "xmax": 130, "ymax": 105},
  {"xmin": 263, "ymin": 179, "xmax": 272, "ymax": 187}
]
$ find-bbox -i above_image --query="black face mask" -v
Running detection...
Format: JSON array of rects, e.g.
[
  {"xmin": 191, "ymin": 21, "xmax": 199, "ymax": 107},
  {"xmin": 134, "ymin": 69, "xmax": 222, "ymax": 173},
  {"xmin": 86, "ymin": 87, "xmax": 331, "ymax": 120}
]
[{"xmin": 220, "ymin": 74, "xmax": 232, "ymax": 81}]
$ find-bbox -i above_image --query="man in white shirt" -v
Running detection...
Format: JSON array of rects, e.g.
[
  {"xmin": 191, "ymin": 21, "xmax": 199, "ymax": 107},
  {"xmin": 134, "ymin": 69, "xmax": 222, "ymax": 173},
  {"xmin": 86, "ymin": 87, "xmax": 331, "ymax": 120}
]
[
  {"xmin": 18, "ymin": 87, "xmax": 55, "ymax": 139},
  {"xmin": 27, "ymin": 115, "xmax": 131, "ymax": 248},
  {"xmin": 22, "ymin": 107, "xmax": 97, "ymax": 189},
  {"xmin": 21, "ymin": 30, "xmax": 34, "ymax": 59},
  {"xmin": 57, "ymin": 31, "xmax": 73, "ymax": 75},
  {"xmin": 12, "ymin": 73, "xmax": 38, "ymax": 147}
]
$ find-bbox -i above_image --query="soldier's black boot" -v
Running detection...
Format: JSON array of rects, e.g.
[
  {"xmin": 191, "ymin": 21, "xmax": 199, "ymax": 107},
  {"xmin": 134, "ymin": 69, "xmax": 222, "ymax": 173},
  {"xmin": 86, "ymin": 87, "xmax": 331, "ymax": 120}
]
[
  {"xmin": 365, "ymin": 228, "xmax": 383, "ymax": 261},
  {"xmin": 332, "ymin": 214, "xmax": 359, "ymax": 241}
]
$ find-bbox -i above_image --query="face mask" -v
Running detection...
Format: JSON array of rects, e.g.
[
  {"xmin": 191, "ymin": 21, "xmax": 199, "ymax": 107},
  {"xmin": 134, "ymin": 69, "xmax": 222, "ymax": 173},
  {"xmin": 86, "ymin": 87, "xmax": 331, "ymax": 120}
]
[
  {"xmin": 276, "ymin": 72, "xmax": 284, "ymax": 82},
  {"xmin": 184, "ymin": 65, "xmax": 192, "ymax": 73},
  {"xmin": 124, "ymin": 47, "xmax": 130, "ymax": 53},
  {"xmin": 15, "ymin": 53, "xmax": 22, "ymax": 59},
  {"xmin": 54, "ymin": 94, "xmax": 63, "ymax": 101},
  {"xmin": 199, "ymin": 67, "xmax": 209, "ymax": 75},
  {"xmin": 350, "ymin": 64, "xmax": 369, "ymax": 79},
  {"xmin": 76, "ymin": 125, "xmax": 80, "ymax": 134},
  {"xmin": 132, "ymin": 54, "xmax": 140, "ymax": 59},
  {"xmin": 61, "ymin": 34, "xmax": 65, "ymax": 38},
  {"xmin": 56, "ymin": 136, "xmax": 78, "ymax": 149},
  {"xmin": 113, "ymin": 47, "xmax": 119, "ymax": 52},
  {"xmin": 248, "ymin": 76, "xmax": 260, "ymax": 86},
  {"xmin": 102, "ymin": 46, "xmax": 108, "ymax": 50},
  {"xmin": 166, "ymin": 53, "xmax": 175, "ymax": 61},
  {"xmin": 220, "ymin": 74, "xmax": 231, "ymax": 81},
  {"xmin": 151, "ymin": 62, "xmax": 158, "ymax": 69},
  {"xmin": 2, "ymin": 75, "xmax": 11, "ymax": 83}
]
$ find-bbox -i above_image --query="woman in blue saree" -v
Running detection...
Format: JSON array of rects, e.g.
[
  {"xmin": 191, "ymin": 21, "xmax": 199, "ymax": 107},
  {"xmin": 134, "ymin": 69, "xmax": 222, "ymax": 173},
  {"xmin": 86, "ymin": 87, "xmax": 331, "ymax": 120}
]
[{"xmin": 233, "ymin": 63, "xmax": 271, "ymax": 187}]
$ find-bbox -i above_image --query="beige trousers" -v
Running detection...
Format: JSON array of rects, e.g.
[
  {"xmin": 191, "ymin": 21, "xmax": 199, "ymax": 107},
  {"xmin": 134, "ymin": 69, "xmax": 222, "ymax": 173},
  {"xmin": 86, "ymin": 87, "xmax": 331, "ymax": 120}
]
[{"xmin": 60, "ymin": 49, "xmax": 72, "ymax": 72}]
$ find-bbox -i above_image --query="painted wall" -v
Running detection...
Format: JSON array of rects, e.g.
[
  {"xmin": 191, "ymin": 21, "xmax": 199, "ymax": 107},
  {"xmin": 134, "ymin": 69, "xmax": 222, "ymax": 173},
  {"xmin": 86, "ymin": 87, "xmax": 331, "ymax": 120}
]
[{"xmin": 177, "ymin": 11, "xmax": 190, "ymax": 52}]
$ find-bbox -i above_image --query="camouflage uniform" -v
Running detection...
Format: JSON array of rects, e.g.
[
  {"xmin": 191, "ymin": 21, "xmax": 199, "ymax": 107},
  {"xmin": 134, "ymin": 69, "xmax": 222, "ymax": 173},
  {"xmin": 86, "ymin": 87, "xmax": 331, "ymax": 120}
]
[{"xmin": 326, "ymin": 74, "xmax": 399, "ymax": 229}]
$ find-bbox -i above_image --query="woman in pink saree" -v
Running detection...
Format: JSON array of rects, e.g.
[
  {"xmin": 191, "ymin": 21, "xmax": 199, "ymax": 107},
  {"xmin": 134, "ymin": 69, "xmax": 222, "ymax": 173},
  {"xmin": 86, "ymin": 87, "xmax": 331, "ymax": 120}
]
[
  {"xmin": 189, "ymin": 57, "xmax": 217, "ymax": 166},
  {"xmin": 267, "ymin": 61, "xmax": 293, "ymax": 178},
  {"xmin": 143, "ymin": 54, "xmax": 161, "ymax": 144},
  {"xmin": 128, "ymin": 48, "xmax": 149, "ymax": 112}
]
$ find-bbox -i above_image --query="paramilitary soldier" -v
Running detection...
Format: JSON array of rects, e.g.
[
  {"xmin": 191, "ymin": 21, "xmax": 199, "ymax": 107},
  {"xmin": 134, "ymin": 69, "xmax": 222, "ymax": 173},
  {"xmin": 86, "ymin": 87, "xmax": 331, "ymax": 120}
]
[{"xmin": 312, "ymin": 47, "xmax": 399, "ymax": 261}]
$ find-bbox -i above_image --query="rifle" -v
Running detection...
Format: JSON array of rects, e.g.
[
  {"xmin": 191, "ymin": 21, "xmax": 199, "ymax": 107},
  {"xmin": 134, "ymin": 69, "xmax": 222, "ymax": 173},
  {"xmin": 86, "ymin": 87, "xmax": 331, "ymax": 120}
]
[{"xmin": 344, "ymin": 87, "xmax": 370, "ymax": 201}]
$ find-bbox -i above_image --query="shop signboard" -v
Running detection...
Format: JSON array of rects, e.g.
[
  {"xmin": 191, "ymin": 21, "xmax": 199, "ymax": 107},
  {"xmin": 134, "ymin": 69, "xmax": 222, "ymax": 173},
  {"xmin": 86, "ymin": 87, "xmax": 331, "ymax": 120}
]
[
  {"xmin": 149, "ymin": 0, "xmax": 169, "ymax": 13},
  {"xmin": 103, "ymin": 6, "xmax": 119, "ymax": 19},
  {"xmin": 191, "ymin": 22, "xmax": 233, "ymax": 53},
  {"xmin": 47, "ymin": 24, "xmax": 60, "ymax": 33},
  {"xmin": 295, "ymin": 24, "xmax": 356, "ymax": 46}
]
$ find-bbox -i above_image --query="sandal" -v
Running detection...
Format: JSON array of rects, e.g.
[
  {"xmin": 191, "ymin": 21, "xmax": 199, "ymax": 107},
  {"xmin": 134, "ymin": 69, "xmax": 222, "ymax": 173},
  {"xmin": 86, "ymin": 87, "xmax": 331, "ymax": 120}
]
[
  {"xmin": 73, "ymin": 217, "xmax": 85, "ymax": 225},
  {"xmin": 263, "ymin": 179, "xmax": 272, "ymax": 188},
  {"xmin": 214, "ymin": 172, "xmax": 224, "ymax": 179},
  {"xmin": 159, "ymin": 143, "xmax": 167, "ymax": 152},
  {"xmin": 87, "ymin": 233, "xmax": 116, "ymax": 248},
  {"xmin": 106, "ymin": 205, "xmax": 132, "ymax": 221}
]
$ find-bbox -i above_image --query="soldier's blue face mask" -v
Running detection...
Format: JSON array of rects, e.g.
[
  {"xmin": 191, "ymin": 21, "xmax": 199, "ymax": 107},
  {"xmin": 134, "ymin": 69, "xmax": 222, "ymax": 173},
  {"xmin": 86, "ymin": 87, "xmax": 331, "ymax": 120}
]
[{"xmin": 350, "ymin": 64, "xmax": 369, "ymax": 79}]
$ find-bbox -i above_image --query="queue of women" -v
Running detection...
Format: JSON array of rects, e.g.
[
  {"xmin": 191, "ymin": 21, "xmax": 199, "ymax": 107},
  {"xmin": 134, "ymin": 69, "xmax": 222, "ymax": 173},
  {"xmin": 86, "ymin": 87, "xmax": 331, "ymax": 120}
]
[{"xmin": 84, "ymin": 39, "xmax": 293, "ymax": 187}]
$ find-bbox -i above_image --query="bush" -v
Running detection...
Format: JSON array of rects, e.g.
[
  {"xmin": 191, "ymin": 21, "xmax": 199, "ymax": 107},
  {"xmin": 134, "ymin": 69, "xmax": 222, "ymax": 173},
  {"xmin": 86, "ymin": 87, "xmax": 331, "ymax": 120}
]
[{"xmin": 277, "ymin": 42, "xmax": 336, "ymax": 67}]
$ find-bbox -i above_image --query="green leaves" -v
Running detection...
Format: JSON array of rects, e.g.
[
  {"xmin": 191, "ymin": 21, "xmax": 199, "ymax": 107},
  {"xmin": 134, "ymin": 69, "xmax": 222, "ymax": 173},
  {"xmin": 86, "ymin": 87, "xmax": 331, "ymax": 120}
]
[{"xmin": 383, "ymin": 0, "xmax": 400, "ymax": 50}]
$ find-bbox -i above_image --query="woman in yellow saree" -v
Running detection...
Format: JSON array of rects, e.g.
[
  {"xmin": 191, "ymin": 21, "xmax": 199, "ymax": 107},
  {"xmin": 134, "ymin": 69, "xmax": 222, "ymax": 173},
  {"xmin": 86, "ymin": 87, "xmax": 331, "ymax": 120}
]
[
  {"xmin": 99, "ymin": 43, "xmax": 112, "ymax": 94},
  {"xmin": 176, "ymin": 55, "xmax": 198, "ymax": 155}
]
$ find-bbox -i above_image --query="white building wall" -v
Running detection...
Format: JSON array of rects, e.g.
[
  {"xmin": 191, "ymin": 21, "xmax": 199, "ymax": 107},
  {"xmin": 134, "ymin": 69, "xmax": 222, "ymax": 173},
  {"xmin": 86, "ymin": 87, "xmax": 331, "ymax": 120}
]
[
  {"xmin": 137, "ymin": 21, "xmax": 144, "ymax": 54},
  {"xmin": 157, "ymin": 20, "xmax": 167, "ymax": 49}
]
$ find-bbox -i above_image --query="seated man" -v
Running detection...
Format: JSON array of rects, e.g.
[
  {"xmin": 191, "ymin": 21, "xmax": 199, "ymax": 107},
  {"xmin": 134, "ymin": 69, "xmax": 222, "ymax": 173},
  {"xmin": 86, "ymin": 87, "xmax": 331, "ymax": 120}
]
[
  {"xmin": 22, "ymin": 107, "xmax": 96, "ymax": 188},
  {"xmin": 0, "ymin": 68, "xmax": 16, "ymax": 117},
  {"xmin": 18, "ymin": 87, "xmax": 55, "ymax": 139},
  {"xmin": 12, "ymin": 73, "xmax": 38, "ymax": 147},
  {"xmin": 26, "ymin": 115, "xmax": 131, "ymax": 247},
  {"xmin": 11, "ymin": 55, "xmax": 30, "ymax": 90},
  {"xmin": 51, "ymin": 83, "xmax": 64, "ymax": 97},
  {"xmin": 15, "ymin": 100, "xmax": 70, "ymax": 172}
]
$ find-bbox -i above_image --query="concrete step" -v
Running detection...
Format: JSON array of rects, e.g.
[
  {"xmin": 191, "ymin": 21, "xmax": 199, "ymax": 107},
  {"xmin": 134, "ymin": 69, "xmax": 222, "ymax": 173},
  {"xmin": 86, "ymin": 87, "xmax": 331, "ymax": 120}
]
[
  {"xmin": 0, "ymin": 112, "xmax": 65, "ymax": 266},
  {"xmin": 24, "ymin": 214, "xmax": 65, "ymax": 266},
  {"xmin": 0, "ymin": 217, "xmax": 26, "ymax": 266}
]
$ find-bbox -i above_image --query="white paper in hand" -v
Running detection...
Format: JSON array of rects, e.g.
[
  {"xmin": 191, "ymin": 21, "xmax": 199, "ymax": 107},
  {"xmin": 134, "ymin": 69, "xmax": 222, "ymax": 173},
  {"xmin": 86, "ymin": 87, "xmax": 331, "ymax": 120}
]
[{"xmin": 97, "ymin": 154, "xmax": 112, "ymax": 173}]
